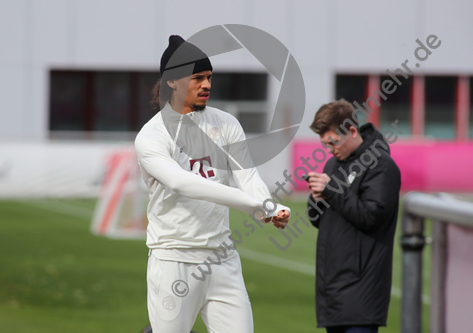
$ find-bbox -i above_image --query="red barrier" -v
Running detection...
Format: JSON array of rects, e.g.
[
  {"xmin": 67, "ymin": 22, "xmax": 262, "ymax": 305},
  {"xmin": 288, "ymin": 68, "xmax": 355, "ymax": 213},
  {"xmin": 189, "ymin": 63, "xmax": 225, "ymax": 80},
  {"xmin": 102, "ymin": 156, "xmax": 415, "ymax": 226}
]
[{"xmin": 292, "ymin": 140, "xmax": 473, "ymax": 192}]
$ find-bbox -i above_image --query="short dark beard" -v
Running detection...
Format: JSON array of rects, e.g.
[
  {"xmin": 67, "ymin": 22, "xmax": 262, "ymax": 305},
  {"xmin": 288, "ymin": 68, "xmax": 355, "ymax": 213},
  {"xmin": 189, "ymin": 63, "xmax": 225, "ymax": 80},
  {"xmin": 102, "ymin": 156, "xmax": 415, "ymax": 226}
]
[{"xmin": 191, "ymin": 103, "xmax": 206, "ymax": 112}]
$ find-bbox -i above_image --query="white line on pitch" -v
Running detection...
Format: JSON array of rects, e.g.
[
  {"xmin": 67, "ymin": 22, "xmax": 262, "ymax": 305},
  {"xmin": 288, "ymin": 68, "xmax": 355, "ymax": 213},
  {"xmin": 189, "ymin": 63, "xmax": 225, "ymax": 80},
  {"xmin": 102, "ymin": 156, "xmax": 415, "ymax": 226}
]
[
  {"xmin": 237, "ymin": 246, "xmax": 430, "ymax": 305},
  {"xmin": 19, "ymin": 199, "xmax": 93, "ymax": 220},
  {"xmin": 17, "ymin": 201, "xmax": 431, "ymax": 305},
  {"xmin": 237, "ymin": 246, "xmax": 315, "ymax": 275}
]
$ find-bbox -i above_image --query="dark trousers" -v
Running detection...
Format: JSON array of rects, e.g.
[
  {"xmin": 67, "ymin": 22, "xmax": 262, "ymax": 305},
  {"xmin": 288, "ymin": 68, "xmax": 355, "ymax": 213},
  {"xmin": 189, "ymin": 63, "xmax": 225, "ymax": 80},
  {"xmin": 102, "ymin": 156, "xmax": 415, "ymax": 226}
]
[{"xmin": 326, "ymin": 326, "xmax": 378, "ymax": 333}]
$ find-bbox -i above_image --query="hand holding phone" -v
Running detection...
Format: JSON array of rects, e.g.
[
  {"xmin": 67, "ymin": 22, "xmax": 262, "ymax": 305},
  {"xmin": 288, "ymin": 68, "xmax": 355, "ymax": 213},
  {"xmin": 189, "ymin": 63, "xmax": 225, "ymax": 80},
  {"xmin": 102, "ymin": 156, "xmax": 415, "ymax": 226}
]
[{"xmin": 303, "ymin": 172, "xmax": 330, "ymax": 200}]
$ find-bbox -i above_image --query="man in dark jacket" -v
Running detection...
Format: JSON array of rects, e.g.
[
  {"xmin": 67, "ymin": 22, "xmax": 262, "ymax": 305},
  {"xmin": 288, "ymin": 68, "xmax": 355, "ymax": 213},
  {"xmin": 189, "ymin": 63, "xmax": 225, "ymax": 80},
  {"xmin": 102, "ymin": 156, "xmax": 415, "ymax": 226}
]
[{"xmin": 306, "ymin": 99, "xmax": 401, "ymax": 333}]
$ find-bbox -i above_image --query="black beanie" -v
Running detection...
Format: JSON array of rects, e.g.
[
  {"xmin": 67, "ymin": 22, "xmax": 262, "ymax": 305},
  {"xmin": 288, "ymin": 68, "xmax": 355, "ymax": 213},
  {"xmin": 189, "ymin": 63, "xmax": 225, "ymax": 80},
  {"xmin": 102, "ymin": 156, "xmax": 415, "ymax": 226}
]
[{"xmin": 160, "ymin": 35, "xmax": 213, "ymax": 80}]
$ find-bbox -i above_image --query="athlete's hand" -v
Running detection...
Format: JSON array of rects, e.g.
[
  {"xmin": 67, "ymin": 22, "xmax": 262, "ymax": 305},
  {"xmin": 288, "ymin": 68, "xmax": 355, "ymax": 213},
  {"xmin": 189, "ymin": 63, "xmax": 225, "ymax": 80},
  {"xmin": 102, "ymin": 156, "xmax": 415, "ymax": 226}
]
[{"xmin": 268, "ymin": 209, "xmax": 290, "ymax": 229}]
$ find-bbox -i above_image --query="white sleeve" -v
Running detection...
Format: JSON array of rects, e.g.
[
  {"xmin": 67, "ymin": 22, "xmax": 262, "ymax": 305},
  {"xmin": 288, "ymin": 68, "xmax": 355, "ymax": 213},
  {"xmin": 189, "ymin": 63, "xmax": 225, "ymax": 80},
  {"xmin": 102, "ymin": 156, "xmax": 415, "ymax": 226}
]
[
  {"xmin": 224, "ymin": 118, "xmax": 290, "ymax": 216},
  {"xmin": 135, "ymin": 131, "xmax": 266, "ymax": 216}
]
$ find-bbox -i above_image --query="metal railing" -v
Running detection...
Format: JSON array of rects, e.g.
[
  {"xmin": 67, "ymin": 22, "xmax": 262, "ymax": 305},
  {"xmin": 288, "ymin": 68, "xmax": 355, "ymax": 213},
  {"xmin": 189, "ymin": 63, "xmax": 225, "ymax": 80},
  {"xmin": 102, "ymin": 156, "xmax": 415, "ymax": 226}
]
[{"xmin": 401, "ymin": 192, "xmax": 473, "ymax": 333}]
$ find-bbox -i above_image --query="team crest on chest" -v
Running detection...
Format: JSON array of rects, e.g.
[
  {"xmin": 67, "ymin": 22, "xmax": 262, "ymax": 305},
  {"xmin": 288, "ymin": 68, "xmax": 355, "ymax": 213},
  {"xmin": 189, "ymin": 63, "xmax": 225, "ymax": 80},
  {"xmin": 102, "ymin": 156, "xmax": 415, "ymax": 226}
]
[
  {"xmin": 348, "ymin": 172, "xmax": 357, "ymax": 185},
  {"xmin": 207, "ymin": 127, "xmax": 221, "ymax": 141}
]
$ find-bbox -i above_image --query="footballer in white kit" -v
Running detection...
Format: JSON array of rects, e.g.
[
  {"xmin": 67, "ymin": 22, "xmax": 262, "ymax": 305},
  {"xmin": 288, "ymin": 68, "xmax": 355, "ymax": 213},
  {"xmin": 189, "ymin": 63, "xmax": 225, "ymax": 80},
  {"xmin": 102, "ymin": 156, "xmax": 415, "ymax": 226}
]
[{"xmin": 135, "ymin": 35, "xmax": 290, "ymax": 333}]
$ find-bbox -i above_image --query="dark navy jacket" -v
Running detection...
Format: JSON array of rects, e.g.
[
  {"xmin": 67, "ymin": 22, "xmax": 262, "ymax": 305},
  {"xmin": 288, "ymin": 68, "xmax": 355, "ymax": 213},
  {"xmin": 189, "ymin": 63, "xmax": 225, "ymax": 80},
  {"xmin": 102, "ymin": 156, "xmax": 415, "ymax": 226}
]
[{"xmin": 307, "ymin": 123, "xmax": 401, "ymax": 328}]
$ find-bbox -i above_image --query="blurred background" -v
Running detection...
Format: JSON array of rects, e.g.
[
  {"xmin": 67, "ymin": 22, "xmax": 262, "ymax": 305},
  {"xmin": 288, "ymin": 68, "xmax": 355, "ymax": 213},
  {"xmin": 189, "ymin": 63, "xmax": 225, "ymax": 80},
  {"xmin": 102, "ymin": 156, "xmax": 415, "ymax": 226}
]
[{"xmin": 1, "ymin": 0, "xmax": 472, "ymax": 332}]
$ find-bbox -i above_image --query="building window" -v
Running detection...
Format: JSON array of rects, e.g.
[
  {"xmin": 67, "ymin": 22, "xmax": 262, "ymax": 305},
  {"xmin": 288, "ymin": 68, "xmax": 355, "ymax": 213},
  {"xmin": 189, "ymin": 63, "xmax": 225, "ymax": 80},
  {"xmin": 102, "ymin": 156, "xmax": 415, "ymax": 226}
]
[
  {"xmin": 335, "ymin": 75, "xmax": 367, "ymax": 106},
  {"xmin": 93, "ymin": 72, "xmax": 132, "ymax": 131},
  {"xmin": 49, "ymin": 70, "xmax": 268, "ymax": 138},
  {"xmin": 50, "ymin": 71, "xmax": 88, "ymax": 131},
  {"xmin": 49, "ymin": 70, "xmax": 158, "ymax": 137},
  {"xmin": 209, "ymin": 73, "xmax": 268, "ymax": 133},
  {"xmin": 424, "ymin": 76, "xmax": 456, "ymax": 139},
  {"xmin": 210, "ymin": 73, "xmax": 267, "ymax": 101},
  {"xmin": 335, "ymin": 75, "xmax": 368, "ymax": 126},
  {"xmin": 138, "ymin": 73, "xmax": 160, "ymax": 129},
  {"xmin": 335, "ymin": 73, "xmax": 473, "ymax": 140},
  {"xmin": 379, "ymin": 75, "xmax": 411, "ymax": 134}
]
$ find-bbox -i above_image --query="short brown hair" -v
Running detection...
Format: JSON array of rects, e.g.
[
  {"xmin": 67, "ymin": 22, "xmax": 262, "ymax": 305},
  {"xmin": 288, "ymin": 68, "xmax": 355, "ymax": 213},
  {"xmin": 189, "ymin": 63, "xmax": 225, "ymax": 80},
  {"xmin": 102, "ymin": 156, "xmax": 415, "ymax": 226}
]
[{"xmin": 309, "ymin": 99, "xmax": 358, "ymax": 135}]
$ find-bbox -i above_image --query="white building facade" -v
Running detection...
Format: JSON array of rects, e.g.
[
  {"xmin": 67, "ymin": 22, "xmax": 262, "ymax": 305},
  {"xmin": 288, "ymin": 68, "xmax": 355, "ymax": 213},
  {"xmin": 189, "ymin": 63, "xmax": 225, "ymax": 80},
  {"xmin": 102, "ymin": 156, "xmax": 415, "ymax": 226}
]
[{"xmin": 1, "ymin": 0, "xmax": 472, "ymax": 196}]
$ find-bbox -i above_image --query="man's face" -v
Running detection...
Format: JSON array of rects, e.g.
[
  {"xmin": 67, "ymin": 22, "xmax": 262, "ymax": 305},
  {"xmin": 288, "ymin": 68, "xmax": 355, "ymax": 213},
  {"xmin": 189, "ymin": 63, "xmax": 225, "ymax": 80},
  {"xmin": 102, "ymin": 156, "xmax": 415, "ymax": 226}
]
[
  {"xmin": 320, "ymin": 128, "xmax": 358, "ymax": 161},
  {"xmin": 172, "ymin": 70, "xmax": 212, "ymax": 112}
]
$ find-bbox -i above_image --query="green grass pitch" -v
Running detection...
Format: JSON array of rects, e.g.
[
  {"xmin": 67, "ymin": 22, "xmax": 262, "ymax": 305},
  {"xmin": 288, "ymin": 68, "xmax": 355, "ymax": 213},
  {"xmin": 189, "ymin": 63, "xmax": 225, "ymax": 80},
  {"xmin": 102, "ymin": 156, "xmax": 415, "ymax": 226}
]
[{"xmin": 0, "ymin": 198, "xmax": 430, "ymax": 332}]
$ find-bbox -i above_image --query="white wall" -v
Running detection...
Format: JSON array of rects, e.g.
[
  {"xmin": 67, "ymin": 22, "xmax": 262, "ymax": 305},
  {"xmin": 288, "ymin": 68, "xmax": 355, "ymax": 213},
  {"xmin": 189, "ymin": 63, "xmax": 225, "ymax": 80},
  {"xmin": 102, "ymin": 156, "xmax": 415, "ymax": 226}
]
[
  {"xmin": 0, "ymin": 141, "xmax": 132, "ymax": 197},
  {"xmin": 1, "ymin": 0, "xmax": 472, "ymax": 196},
  {"xmin": 2, "ymin": 0, "xmax": 472, "ymax": 141}
]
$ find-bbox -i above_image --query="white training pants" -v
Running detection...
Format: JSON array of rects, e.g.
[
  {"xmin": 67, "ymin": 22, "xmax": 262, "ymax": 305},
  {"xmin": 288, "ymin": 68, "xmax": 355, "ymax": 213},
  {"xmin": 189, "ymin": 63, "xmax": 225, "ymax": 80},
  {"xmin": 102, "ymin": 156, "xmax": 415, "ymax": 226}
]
[{"xmin": 147, "ymin": 251, "xmax": 253, "ymax": 333}]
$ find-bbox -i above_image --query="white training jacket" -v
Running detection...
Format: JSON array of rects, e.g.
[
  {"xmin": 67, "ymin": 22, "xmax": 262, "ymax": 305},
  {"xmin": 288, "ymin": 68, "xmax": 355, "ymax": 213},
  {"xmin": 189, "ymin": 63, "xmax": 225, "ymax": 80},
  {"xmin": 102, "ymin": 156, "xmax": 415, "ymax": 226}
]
[{"xmin": 135, "ymin": 103, "xmax": 289, "ymax": 263}]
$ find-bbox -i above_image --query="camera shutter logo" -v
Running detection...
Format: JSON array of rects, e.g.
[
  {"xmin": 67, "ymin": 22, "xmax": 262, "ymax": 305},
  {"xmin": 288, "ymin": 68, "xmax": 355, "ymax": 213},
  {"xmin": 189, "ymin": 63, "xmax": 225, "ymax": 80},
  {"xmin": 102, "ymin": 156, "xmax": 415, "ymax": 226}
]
[{"xmin": 163, "ymin": 25, "xmax": 306, "ymax": 170}]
